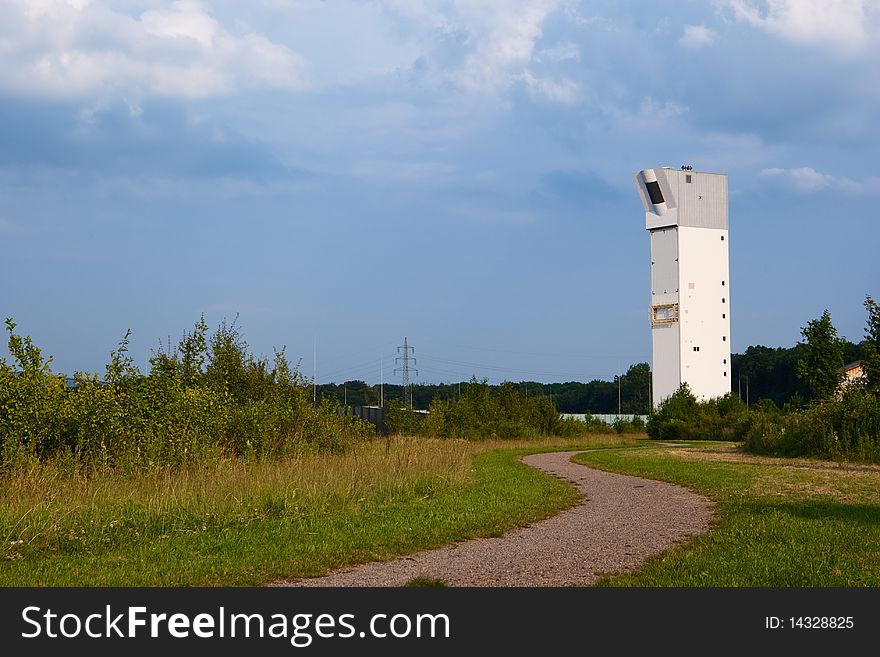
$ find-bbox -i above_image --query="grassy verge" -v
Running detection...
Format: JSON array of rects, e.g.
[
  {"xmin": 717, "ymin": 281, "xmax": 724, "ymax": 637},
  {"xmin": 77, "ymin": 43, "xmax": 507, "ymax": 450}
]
[
  {"xmin": 1, "ymin": 435, "xmax": 634, "ymax": 586},
  {"xmin": 573, "ymin": 443, "xmax": 880, "ymax": 586}
]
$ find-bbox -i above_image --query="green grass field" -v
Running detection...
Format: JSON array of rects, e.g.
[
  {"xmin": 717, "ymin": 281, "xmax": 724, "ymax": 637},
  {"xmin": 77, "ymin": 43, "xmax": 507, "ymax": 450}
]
[
  {"xmin": 573, "ymin": 443, "xmax": 880, "ymax": 586},
  {"xmin": 6, "ymin": 435, "xmax": 877, "ymax": 586},
  {"xmin": 1, "ymin": 436, "xmax": 629, "ymax": 586}
]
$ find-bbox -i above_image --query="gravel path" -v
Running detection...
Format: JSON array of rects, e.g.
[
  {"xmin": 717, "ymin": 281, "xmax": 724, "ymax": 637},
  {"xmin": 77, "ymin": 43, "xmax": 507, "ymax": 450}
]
[{"xmin": 274, "ymin": 450, "xmax": 714, "ymax": 587}]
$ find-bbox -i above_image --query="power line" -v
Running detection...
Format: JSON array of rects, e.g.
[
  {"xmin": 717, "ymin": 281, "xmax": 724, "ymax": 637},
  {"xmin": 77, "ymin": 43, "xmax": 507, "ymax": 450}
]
[{"xmin": 394, "ymin": 337, "xmax": 418, "ymax": 410}]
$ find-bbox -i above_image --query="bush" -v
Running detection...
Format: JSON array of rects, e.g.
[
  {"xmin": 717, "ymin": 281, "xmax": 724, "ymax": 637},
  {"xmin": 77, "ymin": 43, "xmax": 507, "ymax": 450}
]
[
  {"xmin": 394, "ymin": 378, "xmax": 599, "ymax": 440},
  {"xmin": 0, "ymin": 317, "xmax": 370, "ymax": 472},
  {"xmin": 647, "ymin": 384, "xmax": 753, "ymax": 441},
  {"xmin": 612, "ymin": 415, "xmax": 646, "ymax": 434},
  {"xmin": 745, "ymin": 385, "xmax": 880, "ymax": 462}
]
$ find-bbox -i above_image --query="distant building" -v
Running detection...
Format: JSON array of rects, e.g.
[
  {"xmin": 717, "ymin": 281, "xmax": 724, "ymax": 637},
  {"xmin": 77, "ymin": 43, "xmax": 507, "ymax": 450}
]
[
  {"xmin": 839, "ymin": 360, "xmax": 865, "ymax": 387},
  {"xmin": 633, "ymin": 166, "xmax": 731, "ymax": 407}
]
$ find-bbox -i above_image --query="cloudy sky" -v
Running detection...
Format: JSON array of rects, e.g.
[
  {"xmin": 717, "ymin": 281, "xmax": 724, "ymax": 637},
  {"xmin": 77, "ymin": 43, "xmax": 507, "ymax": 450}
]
[{"xmin": 2, "ymin": 0, "xmax": 878, "ymax": 385}]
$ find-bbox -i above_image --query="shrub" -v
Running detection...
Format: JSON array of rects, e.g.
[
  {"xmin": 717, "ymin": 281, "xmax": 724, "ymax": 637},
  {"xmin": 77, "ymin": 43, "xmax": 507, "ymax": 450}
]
[
  {"xmin": 395, "ymin": 378, "xmax": 598, "ymax": 440},
  {"xmin": 0, "ymin": 317, "xmax": 370, "ymax": 472},
  {"xmin": 647, "ymin": 384, "xmax": 753, "ymax": 441},
  {"xmin": 745, "ymin": 385, "xmax": 880, "ymax": 462},
  {"xmin": 612, "ymin": 415, "xmax": 646, "ymax": 434}
]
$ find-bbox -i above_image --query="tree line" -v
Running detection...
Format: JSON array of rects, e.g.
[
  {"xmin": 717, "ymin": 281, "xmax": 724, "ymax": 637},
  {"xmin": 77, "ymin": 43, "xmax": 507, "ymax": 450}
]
[
  {"xmin": 317, "ymin": 363, "xmax": 653, "ymax": 414},
  {"xmin": 317, "ymin": 325, "xmax": 866, "ymax": 415},
  {"xmin": 731, "ymin": 337, "xmax": 864, "ymax": 409}
]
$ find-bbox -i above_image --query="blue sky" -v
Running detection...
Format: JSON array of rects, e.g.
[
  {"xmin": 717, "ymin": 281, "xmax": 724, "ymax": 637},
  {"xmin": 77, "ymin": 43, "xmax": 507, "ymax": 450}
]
[{"xmin": 1, "ymin": 0, "xmax": 878, "ymax": 385}]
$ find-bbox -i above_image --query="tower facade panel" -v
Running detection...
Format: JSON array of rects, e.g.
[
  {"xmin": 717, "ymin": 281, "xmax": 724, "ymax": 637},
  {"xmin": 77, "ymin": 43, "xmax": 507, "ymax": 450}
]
[
  {"xmin": 677, "ymin": 226, "xmax": 731, "ymax": 401},
  {"xmin": 635, "ymin": 167, "xmax": 731, "ymax": 407}
]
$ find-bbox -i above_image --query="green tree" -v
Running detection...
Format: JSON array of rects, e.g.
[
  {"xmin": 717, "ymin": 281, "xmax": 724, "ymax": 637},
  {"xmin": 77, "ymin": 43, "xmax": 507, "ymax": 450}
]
[
  {"xmin": 646, "ymin": 383, "xmax": 698, "ymax": 440},
  {"xmin": 797, "ymin": 310, "xmax": 844, "ymax": 401},
  {"xmin": 179, "ymin": 315, "xmax": 209, "ymax": 385},
  {"xmin": 620, "ymin": 363, "xmax": 651, "ymax": 414},
  {"xmin": 863, "ymin": 295, "xmax": 880, "ymax": 392}
]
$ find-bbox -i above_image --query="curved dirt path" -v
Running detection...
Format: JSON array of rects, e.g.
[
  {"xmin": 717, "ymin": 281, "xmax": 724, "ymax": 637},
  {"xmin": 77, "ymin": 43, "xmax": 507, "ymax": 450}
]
[{"xmin": 274, "ymin": 450, "xmax": 713, "ymax": 587}]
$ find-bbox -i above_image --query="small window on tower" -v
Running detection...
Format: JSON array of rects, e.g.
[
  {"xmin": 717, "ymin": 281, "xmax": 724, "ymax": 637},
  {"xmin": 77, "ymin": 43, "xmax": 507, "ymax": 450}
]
[
  {"xmin": 722, "ymin": 281, "xmax": 726, "ymax": 286},
  {"xmin": 721, "ymin": 235, "xmax": 725, "ymax": 241},
  {"xmin": 723, "ymin": 359, "xmax": 727, "ymax": 364},
  {"xmin": 723, "ymin": 336, "xmax": 727, "ymax": 341},
  {"xmin": 722, "ymin": 298, "xmax": 726, "ymax": 303},
  {"xmin": 686, "ymin": 174, "xmax": 692, "ymax": 183},
  {"xmin": 693, "ymin": 346, "xmax": 700, "ymax": 352},
  {"xmin": 724, "ymin": 371, "xmax": 728, "ymax": 377},
  {"xmin": 722, "ymin": 313, "xmax": 726, "ymax": 318}
]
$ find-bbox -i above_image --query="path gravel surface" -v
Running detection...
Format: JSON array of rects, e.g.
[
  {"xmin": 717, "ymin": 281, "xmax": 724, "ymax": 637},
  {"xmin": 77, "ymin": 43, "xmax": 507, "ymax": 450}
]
[{"xmin": 274, "ymin": 450, "xmax": 713, "ymax": 587}]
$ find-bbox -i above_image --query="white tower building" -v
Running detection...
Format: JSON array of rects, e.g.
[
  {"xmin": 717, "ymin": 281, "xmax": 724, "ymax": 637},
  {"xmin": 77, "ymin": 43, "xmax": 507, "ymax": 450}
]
[{"xmin": 633, "ymin": 167, "xmax": 731, "ymax": 407}]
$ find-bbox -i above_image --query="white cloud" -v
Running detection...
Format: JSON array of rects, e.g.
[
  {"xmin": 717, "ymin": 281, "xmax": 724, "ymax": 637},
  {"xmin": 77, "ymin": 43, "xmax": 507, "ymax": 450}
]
[
  {"xmin": 788, "ymin": 166, "xmax": 834, "ymax": 190},
  {"xmin": 678, "ymin": 24, "xmax": 716, "ymax": 48},
  {"xmin": 520, "ymin": 71, "xmax": 579, "ymax": 104},
  {"xmin": 761, "ymin": 166, "xmax": 880, "ymax": 194},
  {"xmin": 724, "ymin": 0, "xmax": 878, "ymax": 52},
  {"xmin": 454, "ymin": 0, "xmax": 559, "ymax": 94},
  {"xmin": 383, "ymin": 1, "xmax": 574, "ymax": 104},
  {"xmin": 535, "ymin": 41, "xmax": 581, "ymax": 62},
  {"xmin": 0, "ymin": 0, "xmax": 308, "ymax": 99}
]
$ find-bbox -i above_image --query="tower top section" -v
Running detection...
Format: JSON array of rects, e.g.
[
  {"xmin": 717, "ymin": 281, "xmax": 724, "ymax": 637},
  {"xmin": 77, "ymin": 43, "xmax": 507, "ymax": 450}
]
[{"xmin": 633, "ymin": 167, "xmax": 728, "ymax": 231}]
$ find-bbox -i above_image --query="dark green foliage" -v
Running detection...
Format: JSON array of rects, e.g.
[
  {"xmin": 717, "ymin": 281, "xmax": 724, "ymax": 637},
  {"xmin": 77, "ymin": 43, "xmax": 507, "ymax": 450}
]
[
  {"xmin": 863, "ymin": 295, "xmax": 880, "ymax": 393},
  {"xmin": 731, "ymin": 345, "xmax": 807, "ymax": 407},
  {"xmin": 731, "ymin": 340, "xmax": 865, "ymax": 408},
  {"xmin": 646, "ymin": 384, "xmax": 753, "ymax": 441},
  {"xmin": 388, "ymin": 378, "xmax": 600, "ymax": 440},
  {"xmin": 797, "ymin": 309, "xmax": 845, "ymax": 401},
  {"xmin": 316, "ymin": 362, "xmax": 653, "ymax": 415},
  {"xmin": 741, "ymin": 300, "xmax": 880, "ymax": 462},
  {"xmin": 612, "ymin": 415, "xmax": 646, "ymax": 434},
  {"xmin": 618, "ymin": 363, "xmax": 651, "ymax": 414},
  {"xmin": 385, "ymin": 399, "xmax": 424, "ymax": 436},
  {"xmin": 646, "ymin": 380, "xmax": 879, "ymax": 460},
  {"xmin": 0, "ymin": 317, "xmax": 369, "ymax": 471},
  {"xmin": 746, "ymin": 387, "xmax": 880, "ymax": 463},
  {"xmin": 543, "ymin": 363, "xmax": 652, "ymax": 414}
]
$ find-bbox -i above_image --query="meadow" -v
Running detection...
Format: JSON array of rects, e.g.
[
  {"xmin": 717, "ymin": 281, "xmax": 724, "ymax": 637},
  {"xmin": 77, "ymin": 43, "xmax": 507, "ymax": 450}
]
[
  {"xmin": 575, "ymin": 442, "xmax": 880, "ymax": 586},
  {"xmin": 1, "ymin": 435, "xmax": 630, "ymax": 586},
  {"xmin": 5, "ymin": 434, "xmax": 880, "ymax": 586}
]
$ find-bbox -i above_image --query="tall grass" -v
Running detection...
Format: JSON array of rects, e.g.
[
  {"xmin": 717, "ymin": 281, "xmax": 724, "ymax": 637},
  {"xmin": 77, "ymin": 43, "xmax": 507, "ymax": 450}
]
[
  {"xmin": 1, "ymin": 437, "xmax": 473, "ymax": 563},
  {"xmin": 1, "ymin": 434, "xmax": 631, "ymax": 585}
]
